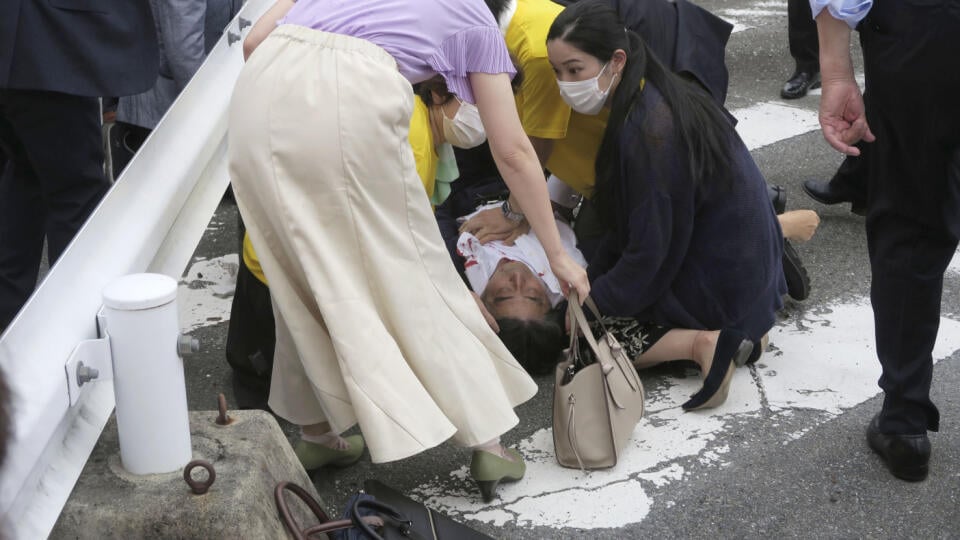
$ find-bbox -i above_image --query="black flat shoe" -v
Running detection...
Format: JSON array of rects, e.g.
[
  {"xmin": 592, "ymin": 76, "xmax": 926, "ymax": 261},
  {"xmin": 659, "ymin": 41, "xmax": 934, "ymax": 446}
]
[
  {"xmin": 781, "ymin": 70, "xmax": 821, "ymax": 99},
  {"xmin": 768, "ymin": 184, "xmax": 786, "ymax": 215},
  {"xmin": 801, "ymin": 179, "xmax": 866, "ymax": 216},
  {"xmin": 866, "ymin": 415, "xmax": 930, "ymax": 482},
  {"xmin": 683, "ymin": 330, "xmax": 752, "ymax": 410},
  {"xmin": 782, "ymin": 240, "xmax": 811, "ymax": 301}
]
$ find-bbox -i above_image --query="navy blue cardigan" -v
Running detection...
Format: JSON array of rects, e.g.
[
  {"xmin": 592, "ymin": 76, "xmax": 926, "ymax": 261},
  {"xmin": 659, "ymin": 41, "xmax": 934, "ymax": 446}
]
[{"xmin": 587, "ymin": 84, "xmax": 785, "ymax": 341}]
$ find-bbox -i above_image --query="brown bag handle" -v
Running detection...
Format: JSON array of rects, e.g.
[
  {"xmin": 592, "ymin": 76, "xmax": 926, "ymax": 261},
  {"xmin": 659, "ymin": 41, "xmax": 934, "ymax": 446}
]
[
  {"xmin": 275, "ymin": 481, "xmax": 355, "ymax": 539},
  {"xmin": 567, "ymin": 293, "xmax": 644, "ymax": 392}
]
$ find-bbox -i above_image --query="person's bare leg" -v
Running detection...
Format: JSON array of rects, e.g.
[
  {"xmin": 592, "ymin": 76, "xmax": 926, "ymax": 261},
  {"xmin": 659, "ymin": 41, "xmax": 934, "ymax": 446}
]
[
  {"xmin": 778, "ymin": 209, "xmax": 820, "ymax": 242},
  {"xmin": 634, "ymin": 329, "xmax": 720, "ymax": 374},
  {"xmin": 635, "ymin": 329, "xmax": 746, "ymax": 411},
  {"xmin": 301, "ymin": 421, "xmax": 350, "ymax": 450},
  {"xmin": 295, "ymin": 421, "xmax": 365, "ymax": 470},
  {"xmin": 474, "ymin": 437, "xmax": 517, "ymax": 461}
]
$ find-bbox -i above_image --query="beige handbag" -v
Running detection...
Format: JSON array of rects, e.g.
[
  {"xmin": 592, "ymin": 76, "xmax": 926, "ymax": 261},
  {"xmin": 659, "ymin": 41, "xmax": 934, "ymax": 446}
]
[{"xmin": 553, "ymin": 293, "xmax": 646, "ymax": 470}]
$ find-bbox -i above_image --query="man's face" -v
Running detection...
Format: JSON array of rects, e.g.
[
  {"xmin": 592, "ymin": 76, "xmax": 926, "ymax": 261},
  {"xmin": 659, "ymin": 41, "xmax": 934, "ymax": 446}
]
[{"xmin": 481, "ymin": 259, "xmax": 551, "ymax": 321}]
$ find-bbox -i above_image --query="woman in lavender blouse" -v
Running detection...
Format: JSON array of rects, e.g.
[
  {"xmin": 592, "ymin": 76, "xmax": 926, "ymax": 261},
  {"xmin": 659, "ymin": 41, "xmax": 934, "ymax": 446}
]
[{"xmin": 228, "ymin": 0, "xmax": 587, "ymax": 502}]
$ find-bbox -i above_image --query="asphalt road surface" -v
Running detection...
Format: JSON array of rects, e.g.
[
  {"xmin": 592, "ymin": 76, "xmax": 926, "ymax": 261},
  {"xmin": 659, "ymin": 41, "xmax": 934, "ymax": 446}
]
[{"xmin": 175, "ymin": 1, "xmax": 960, "ymax": 537}]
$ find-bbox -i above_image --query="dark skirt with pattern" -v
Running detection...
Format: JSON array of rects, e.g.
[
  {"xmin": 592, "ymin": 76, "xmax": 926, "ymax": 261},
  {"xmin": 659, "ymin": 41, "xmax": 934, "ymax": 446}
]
[{"xmin": 586, "ymin": 317, "xmax": 671, "ymax": 361}]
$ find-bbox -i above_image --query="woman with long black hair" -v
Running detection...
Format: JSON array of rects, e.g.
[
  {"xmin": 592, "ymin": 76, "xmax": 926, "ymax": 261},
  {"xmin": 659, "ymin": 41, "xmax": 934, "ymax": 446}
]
[{"xmin": 546, "ymin": 0, "xmax": 786, "ymax": 409}]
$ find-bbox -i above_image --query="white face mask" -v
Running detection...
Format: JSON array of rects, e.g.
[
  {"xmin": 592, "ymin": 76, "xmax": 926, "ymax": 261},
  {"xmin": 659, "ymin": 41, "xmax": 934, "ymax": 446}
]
[
  {"xmin": 557, "ymin": 62, "xmax": 618, "ymax": 115},
  {"xmin": 441, "ymin": 98, "xmax": 487, "ymax": 149}
]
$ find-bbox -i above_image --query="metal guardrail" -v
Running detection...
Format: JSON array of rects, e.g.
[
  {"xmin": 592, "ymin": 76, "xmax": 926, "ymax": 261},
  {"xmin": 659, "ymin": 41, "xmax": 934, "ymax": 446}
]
[{"xmin": 0, "ymin": 1, "xmax": 271, "ymax": 536}]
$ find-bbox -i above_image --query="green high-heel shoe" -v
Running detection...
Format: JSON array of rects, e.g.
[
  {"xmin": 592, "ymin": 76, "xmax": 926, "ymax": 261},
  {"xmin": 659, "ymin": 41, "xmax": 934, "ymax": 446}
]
[
  {"xmin": 470, "ymin": 448, "xmax": 525, "ymax": 503},
  {"xmin": 294, "ymin": 434, "xmax": 365, "ymax": 471}
]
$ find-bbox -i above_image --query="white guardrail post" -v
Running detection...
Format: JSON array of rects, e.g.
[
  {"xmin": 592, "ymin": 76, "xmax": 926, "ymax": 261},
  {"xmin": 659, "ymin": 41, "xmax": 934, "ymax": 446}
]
[{"xmin": 0, "ymin": 1, "xmax": 272, "ymax": 537}]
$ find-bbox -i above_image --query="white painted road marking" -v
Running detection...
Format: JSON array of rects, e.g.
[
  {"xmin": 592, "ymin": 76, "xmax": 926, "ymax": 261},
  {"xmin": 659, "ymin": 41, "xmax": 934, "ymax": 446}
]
[
  {"xmin": 412, "ymin": 300, "xmax": 960, "ymax": 529},
  {"xmin": 721, "ymin": 1, "xmax": 788, "ymax": 34},
  {"xmin": 172, "ymin": 64, "xmax": 960, "ymax": 531},
  {"xmin": 734, "ymin": 102, "xmax": 821, "ymax": 151},
  {"xmin": 178, "ymin": 254, "xmax": 238, "ymax": 331}
]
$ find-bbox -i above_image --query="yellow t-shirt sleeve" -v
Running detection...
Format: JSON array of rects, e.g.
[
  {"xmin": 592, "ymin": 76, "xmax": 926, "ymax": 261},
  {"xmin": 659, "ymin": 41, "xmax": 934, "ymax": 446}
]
[
  {"xmin": 515, "ymin": 57, "xmax": 570, "ymax": 139},
  {"xmin": 508, "ymin": 0, "xmax": 570, "ymax": 140},
  {"xmin": 545, "ymin": 108, "xmax": 610, "ymax": 197},
  {"xmin": 242, "ymin": 232, "xmax": 269, "ymax": 286},
  {"xmin": 546, "ymin": 80, "xmax": 643, "ymax": 196},
  {"xmin": 409, "ymin": 96, "xmax": 437, "ymax": 200}
]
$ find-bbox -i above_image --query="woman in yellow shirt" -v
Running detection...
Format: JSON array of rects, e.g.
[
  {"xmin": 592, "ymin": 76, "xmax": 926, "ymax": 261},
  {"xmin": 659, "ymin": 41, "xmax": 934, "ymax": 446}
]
[{"xmin": 469, "ymin": 0, "xmax": 820, "ymax": 301}]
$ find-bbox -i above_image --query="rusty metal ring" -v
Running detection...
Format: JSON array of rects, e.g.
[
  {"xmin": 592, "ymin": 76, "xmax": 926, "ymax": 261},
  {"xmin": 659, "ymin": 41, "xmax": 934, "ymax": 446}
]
[{"xmin": 183, "ymin": 459, "xmax": 216, "ymax": 495}]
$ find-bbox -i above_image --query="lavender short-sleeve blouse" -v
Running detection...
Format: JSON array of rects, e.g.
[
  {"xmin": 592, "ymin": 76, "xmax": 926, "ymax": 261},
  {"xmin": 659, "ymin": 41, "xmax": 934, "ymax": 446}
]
[{"xmin": 281, "ymin": 0, "xmax": 516, "ymax": 104}]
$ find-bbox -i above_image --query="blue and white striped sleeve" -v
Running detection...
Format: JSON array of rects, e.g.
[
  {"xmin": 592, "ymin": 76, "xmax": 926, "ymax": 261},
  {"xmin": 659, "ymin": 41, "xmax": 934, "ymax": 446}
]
[{"xmin": 809, "ymin": 0, "xmax": 873, "ymax": 29}]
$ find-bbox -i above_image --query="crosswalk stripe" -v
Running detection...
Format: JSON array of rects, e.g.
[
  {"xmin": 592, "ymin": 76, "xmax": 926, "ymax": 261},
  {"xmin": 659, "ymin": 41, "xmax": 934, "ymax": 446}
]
[
  {"xmin": 413, "ymin": 301, "xmax": 960, "ymax": 529},
  {"xmin": 733, "ymin": 102, "xmax": 821, "ymax": 151}
]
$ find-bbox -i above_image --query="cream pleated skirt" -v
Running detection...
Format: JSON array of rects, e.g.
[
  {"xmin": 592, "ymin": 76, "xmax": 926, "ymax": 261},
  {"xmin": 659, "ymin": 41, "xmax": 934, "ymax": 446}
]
[{"xmin": 227, "ymin": 25, "xmax": 537, "ymax": 463}]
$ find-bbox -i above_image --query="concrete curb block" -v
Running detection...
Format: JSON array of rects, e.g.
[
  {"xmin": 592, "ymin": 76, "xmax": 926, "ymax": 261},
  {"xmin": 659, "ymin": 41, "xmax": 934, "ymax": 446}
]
[{"xmin": 52, "ymin": 410, "xmax": 321, "ymax": 539}]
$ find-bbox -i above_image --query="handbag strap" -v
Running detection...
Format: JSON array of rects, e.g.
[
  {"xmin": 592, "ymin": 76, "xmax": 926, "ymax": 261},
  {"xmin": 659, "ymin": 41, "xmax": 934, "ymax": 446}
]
[
  {"xmin": 352, "ymin": 498, "xmax": 425, "ymax": 540},
  {"xmin": 586, "ymin": 296, "xmax": 628, "ymax": 343},
  {"xmin": 566, "ymin": 292, "xmax": 607, "ymax": 369},
  {"xmin": 567, "ymin": 294, "xmax": 579, "ymax": 359},
  {"xmin": 275, "ymin": 481, "xmax": 355, "ymax": 539},
  {"xmin": 568, "ymin": 293, "xmax": 644, "ymax": 390}
]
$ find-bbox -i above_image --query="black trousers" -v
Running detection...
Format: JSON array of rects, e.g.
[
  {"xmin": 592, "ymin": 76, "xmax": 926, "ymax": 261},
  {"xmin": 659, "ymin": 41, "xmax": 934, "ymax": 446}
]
[
  {"xmin": 827, "ymin": 144, "xmax": 869, "ymax": 205},
  {"xmin": 861, "ymin": 0, "xmax": 960, "ymax": 434},
  {"xmin": 225, "ymin": 214, "xmax": 276, "ymax": 408},
  {"xmin": 787, "ymin": 0, "xmax": 819, "ymax": 73},
  {"xmin": 0, "ymin": 90, "xmax": 109, "ymax": 330}
]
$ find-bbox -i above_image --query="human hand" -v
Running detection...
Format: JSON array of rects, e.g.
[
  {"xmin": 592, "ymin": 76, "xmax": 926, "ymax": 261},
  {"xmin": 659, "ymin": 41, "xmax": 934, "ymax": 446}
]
[
  {"xmin": 778, "ymin": 209, "xmax": 820, "ymax": 243},
  {"xmin": 459, "ymin": 208, "xmax": 526, "ymax": 244},
  {"xmin": 818, "ymin": 78, "xmax": 875, "ymax": 155},
  {"xmin": 470, "ymin": 291, "xmax": 500, "ymax": 332},
  {"xmin": 549, "ymin": 253, "xmax": 590, "ymax": 302}
]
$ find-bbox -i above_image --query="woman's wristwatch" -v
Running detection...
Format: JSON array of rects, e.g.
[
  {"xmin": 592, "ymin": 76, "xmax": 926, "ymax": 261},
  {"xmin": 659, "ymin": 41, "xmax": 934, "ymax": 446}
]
[{"xmin": 501, "ymin": 199, "xmax": 525, "ymax": 223}]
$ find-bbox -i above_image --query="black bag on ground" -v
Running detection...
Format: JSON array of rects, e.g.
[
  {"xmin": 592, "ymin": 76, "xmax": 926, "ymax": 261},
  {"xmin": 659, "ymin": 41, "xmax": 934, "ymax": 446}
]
[
  {"xmin": 363, "ymin": 480, "xmax": 494, "ymax": 540},
  {"xmin": 275, "ymin": 480, "xmax": 493, "ymax": 540}
]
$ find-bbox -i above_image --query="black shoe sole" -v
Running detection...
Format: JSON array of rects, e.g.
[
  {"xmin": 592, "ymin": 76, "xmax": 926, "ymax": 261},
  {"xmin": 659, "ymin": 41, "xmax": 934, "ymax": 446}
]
[
  {"xmin": 768, "ymin": 185, "xmax": 787, "ymax": 215},
  {"xmin": 782, "ymin": 240, "xmax": 811, "ymax": 301}
]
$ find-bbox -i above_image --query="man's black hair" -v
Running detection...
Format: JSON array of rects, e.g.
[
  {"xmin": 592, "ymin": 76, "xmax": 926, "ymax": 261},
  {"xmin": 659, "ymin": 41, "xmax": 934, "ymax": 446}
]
[
  {"xmin": 496, "ymin": 307, "xmax": 566, "ymax": 375},
  {"xmin": 482, "ymin": 0, "xmax": 511, "ymax": 23}
]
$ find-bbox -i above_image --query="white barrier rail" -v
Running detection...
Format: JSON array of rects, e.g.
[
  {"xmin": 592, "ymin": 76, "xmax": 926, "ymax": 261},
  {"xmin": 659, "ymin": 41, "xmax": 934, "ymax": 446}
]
[{"xmin": 0, "ymin": 1, "xmax": 270, "ymax": 536}]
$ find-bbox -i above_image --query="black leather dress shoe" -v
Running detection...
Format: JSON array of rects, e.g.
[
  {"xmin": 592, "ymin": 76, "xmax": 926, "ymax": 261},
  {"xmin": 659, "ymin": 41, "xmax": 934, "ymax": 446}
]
[
  {"xmin": 802, "ymin": 179, "xmax": 866, "ymax": 216},
  {"xmin": 768, "ymin": 184, "xmax": 786, "ymax": 215},
  {"xmin": 782, "ymin": 240, "xmax": 810, "ymax": 301},
  {"xmin": 780, "ymin": 70, "xmax": 821, "ymax": 99},
  {"xmin": 866, "ymin": 415, "xmax": 930, "ymax": 482}
]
